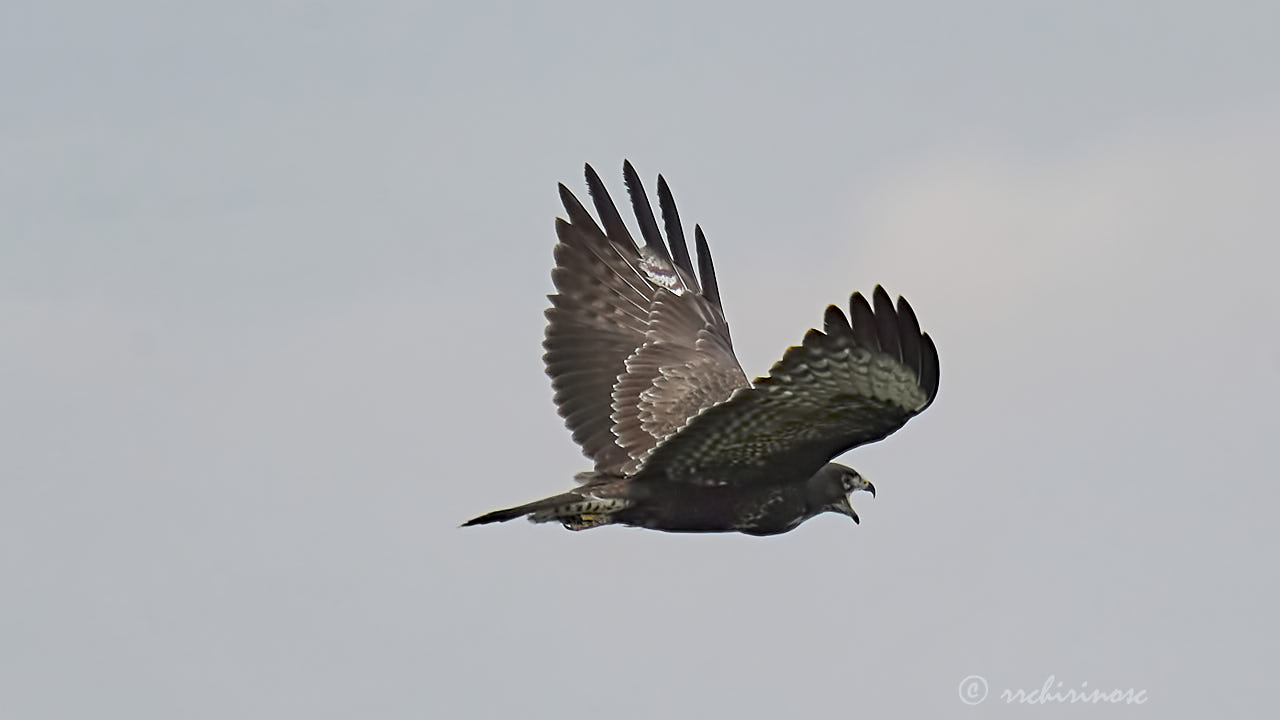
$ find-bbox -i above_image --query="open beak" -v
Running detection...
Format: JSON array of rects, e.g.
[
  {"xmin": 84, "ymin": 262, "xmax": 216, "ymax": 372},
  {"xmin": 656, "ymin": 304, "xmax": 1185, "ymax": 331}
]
[{"xmin": 833, "ymin": 496, "xmax": 860, "ymax": 524}]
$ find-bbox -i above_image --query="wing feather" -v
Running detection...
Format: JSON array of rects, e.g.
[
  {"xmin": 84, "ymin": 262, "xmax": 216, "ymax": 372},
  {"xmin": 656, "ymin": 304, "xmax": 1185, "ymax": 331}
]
[
  {"xmin": 872, "ymin": 285, "xmax": 901, "ymax": 362},
  {"xmin": 823, "ymin": 303, "xmax": 853, "ymax": 337},
  {"xmin": 557, "ymin": 183, "xmax": 603, "ymax": 236},
  {"xmin": 611, "ymin": 290, "xmax": 747, "ymax": 472},
  {"xmin": 694, "ymin": 227, "xmax": 723, "ymax": 313},
  {"xmin": 657, "ymin": 175, "xmax": 697, "ymax": 286},
  {"xmin": 544, "ymin": 162, "xmax": 749, "ymax": 473},
  {"xmin": 919, "ymin": 331, "xmax": 940, "ymax": 411},
  {"xmin": 623, "ymin": 161, "xmax": 672, "ymax": 265},
  {"xmin": 584, "ymin": 164, "xmax": 638, "ymax": 253},
  {"xmin": 635, "ymin": 287, "xmax": 938, "ymax": 485},
  {"xmin": 849, "ymin": 291, "xmax": 879, "ymax": 351},
  {"xmin": 895, "ymin": 295, "xmax": 923, "ymax": 380}
]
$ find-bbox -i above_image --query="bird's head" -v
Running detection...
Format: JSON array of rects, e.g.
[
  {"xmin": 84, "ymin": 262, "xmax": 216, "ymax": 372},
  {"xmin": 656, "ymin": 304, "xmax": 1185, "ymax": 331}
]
[{"xmin": 805, "ymin": 463, "xmax": 875, "ymax": 524}]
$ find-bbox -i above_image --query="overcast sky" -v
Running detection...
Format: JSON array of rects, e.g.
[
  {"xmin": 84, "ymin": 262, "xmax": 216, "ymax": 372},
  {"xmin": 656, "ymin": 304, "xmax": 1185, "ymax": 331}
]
[{"xmin": 3, "ymin": 1, "xmax": 1278, "ymax": 718}]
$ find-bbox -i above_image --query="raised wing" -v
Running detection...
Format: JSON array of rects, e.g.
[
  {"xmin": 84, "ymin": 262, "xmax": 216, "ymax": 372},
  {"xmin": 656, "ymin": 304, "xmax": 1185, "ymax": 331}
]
[
  {"xmin": 543, "ymin": 162, "xmax": 749, "ymax": 474},
  {"xmin": 636, "ymin": 286, "xmax": 939, "ymax": 485}
]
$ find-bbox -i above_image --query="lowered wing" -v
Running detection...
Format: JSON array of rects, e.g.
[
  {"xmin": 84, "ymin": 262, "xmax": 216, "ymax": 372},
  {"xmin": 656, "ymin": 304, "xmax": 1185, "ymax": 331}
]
[{"xmin": 635, "ymin": 286, "xmax": 939, "ymax": 485}]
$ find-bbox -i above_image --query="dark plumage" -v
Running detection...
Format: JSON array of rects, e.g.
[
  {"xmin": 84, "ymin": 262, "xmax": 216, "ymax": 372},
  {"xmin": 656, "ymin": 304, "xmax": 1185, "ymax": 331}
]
[{"xmin": 463, "ymin": 162, "xmax": 939, "ymax": 535}]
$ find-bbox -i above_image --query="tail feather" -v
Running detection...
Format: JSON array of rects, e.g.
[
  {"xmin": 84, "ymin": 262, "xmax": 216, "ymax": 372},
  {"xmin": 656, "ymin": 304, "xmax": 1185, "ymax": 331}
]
[
  {"xmin": 459, "ymin": 506, "xmax": 529, "ymax": 527},
  {"xmin": 461, "ymin": 488, "xmax": 631, "ymax": 529},
  {"xmin": 460, "ymin": 492, "xmax": 581, "ymax": 527}
]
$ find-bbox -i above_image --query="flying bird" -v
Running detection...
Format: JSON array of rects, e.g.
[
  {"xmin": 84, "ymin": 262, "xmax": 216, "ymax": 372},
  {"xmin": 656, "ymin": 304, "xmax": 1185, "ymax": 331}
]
[{"xmin": 463, "ymin": 162, "xmax": 938, "ymax": 535}]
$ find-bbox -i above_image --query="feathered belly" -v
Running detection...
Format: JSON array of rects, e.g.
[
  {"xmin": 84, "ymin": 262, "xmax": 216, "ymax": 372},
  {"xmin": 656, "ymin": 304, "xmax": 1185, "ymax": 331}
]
[{"xmin": 614, "ymin": 484, "xmax": 805, "ymax": 535}]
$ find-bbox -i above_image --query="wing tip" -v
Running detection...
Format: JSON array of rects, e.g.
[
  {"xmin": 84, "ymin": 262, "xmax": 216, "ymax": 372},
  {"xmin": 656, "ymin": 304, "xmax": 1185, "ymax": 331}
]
[
  {"xmin": 823, "ymin": 304, "xmax": 853, "ymax": 338},
  {"xmin": 920, "ymin": 330, "xmax": 940, "ymax": 406},
  {"xmin": 846, "ymin": 286, "xmax": 938, "ymax": 408},
  {"xmin": 871, "ymin": 285, "xmax": 902, "ymax": 362},
  {"xmin": 694, "ymin": 225, "xmax": 723, "ymax": 311},
  {"xmin": 848, "ymin": 291, "xmax": 880, "ymax": 351}
]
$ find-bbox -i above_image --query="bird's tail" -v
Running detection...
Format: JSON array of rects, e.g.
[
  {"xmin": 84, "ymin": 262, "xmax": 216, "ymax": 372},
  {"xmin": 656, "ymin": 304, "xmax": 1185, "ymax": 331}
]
[
  {"xmin": 461, "ymin": 488, "xmax": 629, "ymax": 530},
  {"xmin": 460, "ymin": 492, "xmax": 581, "ymax": 527}
]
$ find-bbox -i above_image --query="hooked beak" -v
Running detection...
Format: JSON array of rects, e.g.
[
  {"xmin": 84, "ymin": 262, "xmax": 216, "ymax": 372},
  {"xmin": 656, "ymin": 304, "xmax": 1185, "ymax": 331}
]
[
  {"xmin": 833, "ymin": 495, "xmax": 860, "ymax": 524},
  {"xmin": 866, "ymin": 480, "xmax": 876, "ymax": 498}
]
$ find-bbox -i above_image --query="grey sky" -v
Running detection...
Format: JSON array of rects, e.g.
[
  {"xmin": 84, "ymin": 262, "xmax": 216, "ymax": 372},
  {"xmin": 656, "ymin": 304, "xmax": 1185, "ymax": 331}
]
[{"xmin": 3, "ymin": 1, "xmax": 1277, "ymax": 718}]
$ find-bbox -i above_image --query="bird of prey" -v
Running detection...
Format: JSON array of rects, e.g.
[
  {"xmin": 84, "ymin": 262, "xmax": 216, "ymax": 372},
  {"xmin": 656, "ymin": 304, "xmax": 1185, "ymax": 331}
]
[{"xmin": 463, "ymin": 162, "xmax": 938, "ymax": 536}]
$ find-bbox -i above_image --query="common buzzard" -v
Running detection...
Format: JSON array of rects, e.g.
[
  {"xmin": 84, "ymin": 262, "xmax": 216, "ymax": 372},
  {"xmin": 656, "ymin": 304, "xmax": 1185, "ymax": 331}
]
[{"xmin": 463, "ymin": 162, "xmax": 938, "ymax": 535}]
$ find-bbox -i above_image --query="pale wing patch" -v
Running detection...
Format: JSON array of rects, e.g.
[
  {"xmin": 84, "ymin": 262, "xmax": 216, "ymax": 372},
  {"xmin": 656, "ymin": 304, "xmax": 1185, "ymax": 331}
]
[{"xmin": 638, "ymin": 245, "xmax": 687, "ymax": 294}]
